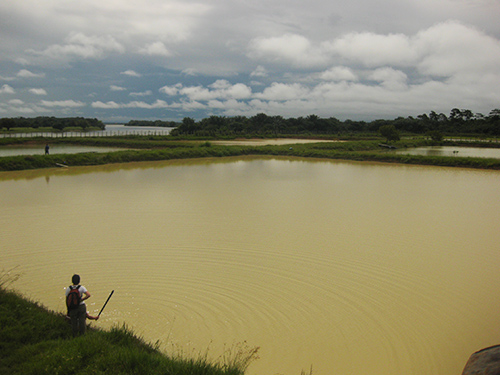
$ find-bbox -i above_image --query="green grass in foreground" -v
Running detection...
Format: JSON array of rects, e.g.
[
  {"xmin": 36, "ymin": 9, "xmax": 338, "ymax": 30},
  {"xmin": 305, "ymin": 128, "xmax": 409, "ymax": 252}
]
[{"xmin": 0, "ymin": 282, "xmax": 258, "ymax": 375}]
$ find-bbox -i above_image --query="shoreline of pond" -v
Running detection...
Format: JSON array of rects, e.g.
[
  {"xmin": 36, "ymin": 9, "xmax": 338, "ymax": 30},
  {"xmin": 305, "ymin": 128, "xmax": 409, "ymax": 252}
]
[{"xmin": 0, "ymin": 138, "xmax": 500, "ymax": 172}]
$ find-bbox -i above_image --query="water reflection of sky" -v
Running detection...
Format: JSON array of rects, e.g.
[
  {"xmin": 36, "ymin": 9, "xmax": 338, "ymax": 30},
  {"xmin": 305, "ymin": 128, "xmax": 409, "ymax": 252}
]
[
  {"xmin": 395, "ymin": 146, "xmax": 500, "ymax": 159},
  {"xmin": 105, "ymin": 124, "xmax": 173, "ymax": 133},
  {"xmin": 0, "ymin": 145, "xmax": 130, "ymax": 157}
]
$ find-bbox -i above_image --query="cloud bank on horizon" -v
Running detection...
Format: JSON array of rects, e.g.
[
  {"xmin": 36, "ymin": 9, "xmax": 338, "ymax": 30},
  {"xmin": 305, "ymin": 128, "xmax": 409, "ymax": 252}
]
[{"xmin": 0, "ymin": 0, "xmax": 499, "ymax": 122}]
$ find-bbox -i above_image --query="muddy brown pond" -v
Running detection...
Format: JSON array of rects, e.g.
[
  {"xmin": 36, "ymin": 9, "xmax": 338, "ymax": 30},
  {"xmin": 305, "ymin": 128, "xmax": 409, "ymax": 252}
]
[{"xmin": 1, "ymin": 156, "xmax": 499, "ymax": 375}]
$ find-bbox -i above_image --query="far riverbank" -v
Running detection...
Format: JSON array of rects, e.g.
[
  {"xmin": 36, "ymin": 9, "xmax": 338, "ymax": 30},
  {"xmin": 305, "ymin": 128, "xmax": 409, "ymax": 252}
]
[{"xmin": 0, "ymin": 137, "xmax": 500, "ymax": 172}]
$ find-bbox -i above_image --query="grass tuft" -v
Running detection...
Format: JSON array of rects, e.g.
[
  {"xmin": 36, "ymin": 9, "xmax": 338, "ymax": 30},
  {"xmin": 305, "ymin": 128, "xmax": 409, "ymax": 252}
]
[{"xmin": 0, "ymin": 267, "xmax": 22, "ymax": 289}]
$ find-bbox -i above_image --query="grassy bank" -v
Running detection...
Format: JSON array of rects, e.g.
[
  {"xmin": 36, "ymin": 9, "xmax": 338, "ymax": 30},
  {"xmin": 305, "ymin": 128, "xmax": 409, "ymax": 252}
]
[
  {"xmin": 0, "ymin": 284, "xmax": 257, "ymax": 375},
  {"xmin": 0, "ymin": 137, "xmax": 500, "ymax": 172}
]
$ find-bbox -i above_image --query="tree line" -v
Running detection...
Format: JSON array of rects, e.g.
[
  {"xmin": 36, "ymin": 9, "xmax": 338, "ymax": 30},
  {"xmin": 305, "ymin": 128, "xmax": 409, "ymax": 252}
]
[
  {"xmin": 0, "ymin": 117, "xmax": 105, "ymax": 131},
  {"xmin": 170, "ymin": 108, "xmax": 500, "ymax": 137},
  {"xmin": 1, "ymin": 108, "xmax": 499, "ymax": 137}
]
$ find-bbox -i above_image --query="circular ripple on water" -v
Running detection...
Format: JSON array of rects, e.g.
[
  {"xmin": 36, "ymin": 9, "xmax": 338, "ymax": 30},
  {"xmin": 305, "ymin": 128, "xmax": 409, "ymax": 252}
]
[{"xmin": 55, "ymin": 238, "xmax": 470, "ymax": 375}]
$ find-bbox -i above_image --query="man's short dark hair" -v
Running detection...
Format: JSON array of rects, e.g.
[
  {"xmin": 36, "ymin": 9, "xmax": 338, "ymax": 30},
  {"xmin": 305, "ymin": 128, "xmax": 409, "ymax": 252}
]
[{"xmin": 72, "ymin": 274, "xmax": 80, "ymax": 285}]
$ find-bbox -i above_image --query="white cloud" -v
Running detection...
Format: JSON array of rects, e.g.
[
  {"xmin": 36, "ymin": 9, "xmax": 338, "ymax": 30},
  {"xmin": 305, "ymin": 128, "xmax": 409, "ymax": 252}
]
[
  {"xmin": 14, "ymin": 58, "xmax": 30, "ymax": 65},
  {"xmin": 250, "ymin": 65, "xmax": 268, "ymax": 77},
  {"xmin": 17, "ymin": 69, "xmax": 45, "ymax": 78},
  {"xmin": 413, "ymin": 21, "xmax": 500, "ymax": 78},
  {"xmin": 178, "ymin": 80, "xmax": 252, "ymax": 101},
  {"xmin": 326, "ymin": 32, "xmax": 416, "ymax": 67},
  {"xmin": 139, "ymin": 41, "xmax": 172, "ymax": 56},
  {"xmin": 320, "ymin": 66, "xmax": 358, "ymax": 81},
  {"xmin": 0, "ymin": 85, "xmax": 15, "ymax": 94},
  {"xmin": 82, "ymin": 1, "xmax": 210, "ymax": 42},
  {"xmin": 91, "ymin": 99, "xmax": 169, "ymax": 109},
  {"xmin": 130, "ymin": 90, "xmax": 153, "ymax": 97},
  {"xmin": 209, "ymin": 80, "xmax": 232, "ymax": 90},
  {"xmin": 29, "ymin": 88, "xmax": 48, "ymax": 95},
  {"xmin": 222, "ymin": 83, "xmax": 253, "ymax": 99},
  {"xmin": 323, "ymin": 20, "xmax": 500, "ymax": 82},
  {"xmin": 248, "ymin": 34, "xmax": 329, "ymax": 67},
  {"xmin": 180, "ymin": 100, "xmax": 206, "ymax": 111},
  {"xmin": 0, "ymin": 75, "xmax": 15, "ymax": 81},
  {"xmin": 181, "ymin": 68, "xmax": 198, "ymax": 76},
  {"xmin": 159, "ymin": 84, "xmax": 182, "ymax": 96},
  {"xmin": 110, "ymin": 85, "xmax": 126, "ymax": 91},
  {"xmin": 125, "ymin": 100, "xmax": 169, "ymax": 109},
  {"xmin": 121, "ymin": 70, "xmax": 142, "ymax": 77},
  {"xmin": 8, "ymin": 99, "xmax": 25, "ymax": 105},
  {"xmin": 368, "ymin": 68, "xmax": 408, "ymax": 90},
  {"xmin": 40, "ymin": 100, "xmax": 86, "ymax": 107},
  {"xmin": 177, "ymin": 86, "xmax": 212, "ymax": 101},
  {"xmin": 29, "ymin": 32, "xmax": 124, "ymax": 61},
  {"xmin": 92, "ymin": 101, "xmax": 121, "ymax": 109},
  {"xmin": 254, "ymin": 82, "xmax": 310, "ymax": 101},
  {"xmin": 158, "ymin": 62, "xmax": 499, "ymax": 119},
  {"xmin": 207, "ymin": 99, "xmax": 246, "ymax": 111},
  {"xmin": 0, "ymin": 105, "xmax": 35, "ymax": 114}
]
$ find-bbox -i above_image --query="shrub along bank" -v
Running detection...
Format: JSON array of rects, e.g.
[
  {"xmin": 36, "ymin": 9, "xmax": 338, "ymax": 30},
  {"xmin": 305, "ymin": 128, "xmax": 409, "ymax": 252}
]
[
  {"xmin": 0, "ymin": 138, "xmax": 499, "ymax": 172},
  {"xmin": 0, "ymin": 285, "xmax": 257, "ymax": 375}
]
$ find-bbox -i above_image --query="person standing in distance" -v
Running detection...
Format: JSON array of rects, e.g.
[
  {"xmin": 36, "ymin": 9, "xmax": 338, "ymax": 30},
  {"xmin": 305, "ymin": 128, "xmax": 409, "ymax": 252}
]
[{"xmin": 65, "ymin": 274, "xmax": 91, "ymax": 336}]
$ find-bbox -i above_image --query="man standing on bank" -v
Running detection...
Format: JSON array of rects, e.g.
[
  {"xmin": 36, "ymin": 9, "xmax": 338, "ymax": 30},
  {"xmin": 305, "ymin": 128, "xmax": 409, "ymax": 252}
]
[{"xmin": 65, "ymin": 274, "xmax": 91, "ymax": 336}]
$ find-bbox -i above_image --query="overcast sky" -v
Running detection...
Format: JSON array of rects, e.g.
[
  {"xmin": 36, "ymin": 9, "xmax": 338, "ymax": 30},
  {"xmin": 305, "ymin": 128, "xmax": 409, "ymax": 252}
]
[{"xmin": 1, "ymin": 0, "xmax": 499, "ymax": 122}]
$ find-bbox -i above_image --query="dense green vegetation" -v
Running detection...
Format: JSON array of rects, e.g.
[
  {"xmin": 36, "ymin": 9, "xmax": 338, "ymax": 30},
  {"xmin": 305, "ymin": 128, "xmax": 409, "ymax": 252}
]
[
  {"xmin": 170, "ymin": 109, "xmax": 500, "ymax": 137},
  {"xmin": 0, "ymin": 117, "xmax": 105, "ymax": 132},
  {"xmin": 0, "ymin": 137, "xmax": 499, "ymax": 172},
  {"xmin": 2, "ymin": 108, "xmax": 499, "ymax": 137},
  {"xmin": 0, "ymin": 280, "xmax": 258, "ymax": 375}
]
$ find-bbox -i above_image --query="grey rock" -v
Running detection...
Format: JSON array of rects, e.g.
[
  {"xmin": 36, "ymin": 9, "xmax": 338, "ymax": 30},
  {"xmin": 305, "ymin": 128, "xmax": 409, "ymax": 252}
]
[{"xmin": 462, "ymin": 346, "xmax": 500, "ymax": 375}]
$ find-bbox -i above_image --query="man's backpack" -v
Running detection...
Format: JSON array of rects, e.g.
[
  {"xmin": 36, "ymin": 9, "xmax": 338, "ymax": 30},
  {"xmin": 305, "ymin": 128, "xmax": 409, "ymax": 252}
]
[{"xmin": 66, "ymin": 285, "xmax": 82, "ymax": 312}]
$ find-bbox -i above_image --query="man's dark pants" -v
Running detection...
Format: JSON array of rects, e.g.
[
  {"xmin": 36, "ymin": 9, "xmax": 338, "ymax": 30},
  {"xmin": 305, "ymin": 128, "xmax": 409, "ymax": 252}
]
[{"xmin": 69, "ymin": 304, "xmax": 86, "ymax": 336}]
